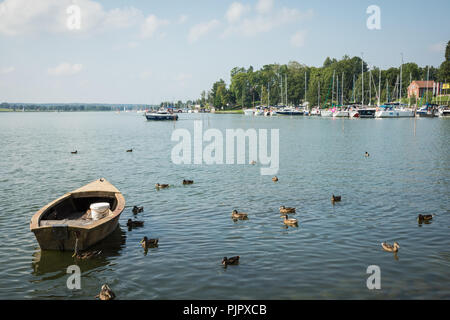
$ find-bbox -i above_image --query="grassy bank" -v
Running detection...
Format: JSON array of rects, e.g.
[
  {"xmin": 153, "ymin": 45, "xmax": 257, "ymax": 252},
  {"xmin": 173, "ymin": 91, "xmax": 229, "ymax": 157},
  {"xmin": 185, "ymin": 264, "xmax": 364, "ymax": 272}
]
[{"xmin": 214, "ymin": 109, "xmax": 244, "ymax": 114}]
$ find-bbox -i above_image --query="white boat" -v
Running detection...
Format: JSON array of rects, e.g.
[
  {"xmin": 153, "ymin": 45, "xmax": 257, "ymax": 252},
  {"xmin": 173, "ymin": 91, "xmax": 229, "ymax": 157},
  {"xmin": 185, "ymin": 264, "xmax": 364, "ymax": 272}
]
[
  {"xmin": 275, "ymin": 107, "xmax": 304, "ymax": 116},
  {"xmin": 254, "ymin": 108, "xmax": 264, "ymax": 116},
  {"xmin": 375, "ymin": 104, "xmax": 415, "ymax": 118},
  {"xmin": 243, "ymin": 109, "xmax": 254, "ymax": 116},
  {"xmin": 310, "ymin": 107, "xmax": 321, "ymax": 116},
  {"xmin": 438, "ymin": 106, "xmax": 450, "ymax": 117},
  {"xmin": 333, "ymin": 108, "xmax": 349, "ymax": 118},
  {"xmin": 320, "ymin": 109, "xmax": 333, "ymax": 117}
]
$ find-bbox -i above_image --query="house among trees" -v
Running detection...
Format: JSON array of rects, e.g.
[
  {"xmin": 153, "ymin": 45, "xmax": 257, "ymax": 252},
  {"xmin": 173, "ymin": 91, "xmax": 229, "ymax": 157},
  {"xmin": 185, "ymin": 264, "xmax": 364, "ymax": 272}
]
[{"xmin": 407, "ymin": 80, "xmax": 436, "ymax": 99}]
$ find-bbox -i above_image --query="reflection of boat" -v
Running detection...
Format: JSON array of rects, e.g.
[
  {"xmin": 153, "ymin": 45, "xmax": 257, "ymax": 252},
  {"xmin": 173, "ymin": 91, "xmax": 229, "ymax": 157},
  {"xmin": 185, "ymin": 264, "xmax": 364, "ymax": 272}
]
[
  {"xmin": 31, "ymin": 226, "xmax": 126, "ymax": 277},
  {"xmin": 145, "ymin": 109, "xmax": 178, "ymax": 121},
  {"xmin": 243, "ymin": 109, "xmax": 254, "ymax": 116},
  {"xmin": 30, "ymin": 178, "xmax": 125, "ymax": 251}
]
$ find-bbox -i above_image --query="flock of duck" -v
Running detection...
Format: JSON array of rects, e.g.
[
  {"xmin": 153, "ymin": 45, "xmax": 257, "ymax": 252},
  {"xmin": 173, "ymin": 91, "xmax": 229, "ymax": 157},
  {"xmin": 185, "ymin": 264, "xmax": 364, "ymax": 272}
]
[{"xmin": 72, "ymin": 150, "xmax": 434, "ymax": 300}]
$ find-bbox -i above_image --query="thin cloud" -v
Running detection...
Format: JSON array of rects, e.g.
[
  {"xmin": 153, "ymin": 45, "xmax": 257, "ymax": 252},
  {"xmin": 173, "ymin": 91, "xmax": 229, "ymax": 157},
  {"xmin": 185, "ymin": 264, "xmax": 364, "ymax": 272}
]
[
  {"xmin": 226, "ymin": 2, "xmax": 250, "ymax": 23},
  {"xmin": 140, "ymin": 14, "xmax": 169, "ymax": 39},
  {"xmin": 255, "ymin": 0, "xmax": 274, "ymax": 15},
  {"xmin": 0, "ymin": 66, "xmax": 15, "ymax": 74},
  {"xmin": 188, "ymin": 19, "xmax": 220, "ymax": 43},
  {"xmin": 429, "ymin": 41, "xmax": 446, "ymax": 53},
  {"xmin": 48, "ymin": 63, "xmax": 83, "ymax": 76},
  {"xmin": 290, "ymin": 30, "xmax": 307, "ymax": 47}
]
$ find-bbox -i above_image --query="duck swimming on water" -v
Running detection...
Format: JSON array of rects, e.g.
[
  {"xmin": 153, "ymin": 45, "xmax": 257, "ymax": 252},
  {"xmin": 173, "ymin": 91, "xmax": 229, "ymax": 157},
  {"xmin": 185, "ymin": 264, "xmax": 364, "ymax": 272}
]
[
  {"xmin": 183, "ymin": 179, "xmax": 194, "ymax": 185},
  {"xmin": 126, "ymin": 149, "xmax": 133, "ymax": 152},
  {"xmin": 365, "ymin": 152, "xmax": 370, "ymax": 157},
  {"xmin": 140, "ymin": 236, "xmax": 159, "ymax": 249},
  {"xmin": 127, "ymin": 219, "xmax": 144, "ymax": 228},
  {"xmin": 71, "ymin": 150, "xmax": 77, "ymax": 154},
  {"xmin": 95, "ymin": 284, "xmax": 115, "ymax": 300},
  {"xmin": 272, "ymin": 176, "xmax": 278, "ymax": 182},
  {"xmin": 417, "ymin": 214, "xmax": 434, "ymax": 223},
  {"xmin": 279, "ymin": 206, "xmax": 296, "ymax": 214},
  {"xmin": 231, "ymin": 210, "xmax": 248, "ymax": 220},
  {"xmin": 381, "ymin": 242, "xmax": 400, "ymax": 253},
  {"xmin": 155, "ymin": 183, "xmax": 170, "ymax": 189},
  {"xmin": 222, "ymin": 256, "xmax": 240, "ymax": 266},
  {"xmin": 283, "ymin": 215, "xmax": 298, "ymax": 226},
  {"xmin": 132, "ymin": 206, "xmax": 143, "ymax": 214},
  {"xmin": 331, "ymin": 195, "xmax": 341, "ymax": 202}
]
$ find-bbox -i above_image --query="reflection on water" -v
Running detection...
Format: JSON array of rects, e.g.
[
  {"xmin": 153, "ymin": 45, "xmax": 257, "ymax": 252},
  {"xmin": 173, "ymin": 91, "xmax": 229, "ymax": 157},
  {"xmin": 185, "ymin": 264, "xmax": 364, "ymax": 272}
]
[{"xmin": 31, "ymin": 226, "xmax": 126, "ymax": 278}]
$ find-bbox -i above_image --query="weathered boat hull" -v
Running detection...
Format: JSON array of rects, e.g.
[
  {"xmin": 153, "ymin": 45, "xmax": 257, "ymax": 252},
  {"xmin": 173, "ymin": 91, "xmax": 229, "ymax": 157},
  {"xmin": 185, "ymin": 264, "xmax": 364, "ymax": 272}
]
[{"xmin": 30, "ymin": 179, "xmax": 125, "ymax": 251}]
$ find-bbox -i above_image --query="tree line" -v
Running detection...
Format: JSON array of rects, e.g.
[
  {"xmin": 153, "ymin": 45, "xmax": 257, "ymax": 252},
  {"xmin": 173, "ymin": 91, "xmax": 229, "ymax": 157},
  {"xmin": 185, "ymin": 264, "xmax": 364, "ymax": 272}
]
[{"xmin": 198, "ymin": 41, "xmax": 450, "ymax": 109}]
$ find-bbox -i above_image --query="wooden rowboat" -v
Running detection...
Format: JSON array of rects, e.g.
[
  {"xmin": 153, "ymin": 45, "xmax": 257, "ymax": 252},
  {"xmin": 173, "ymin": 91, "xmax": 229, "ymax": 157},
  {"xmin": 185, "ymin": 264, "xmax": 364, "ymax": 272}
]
[{"xmin": 30, "ymin": 178, "xmax": 125, "ymax": 251}]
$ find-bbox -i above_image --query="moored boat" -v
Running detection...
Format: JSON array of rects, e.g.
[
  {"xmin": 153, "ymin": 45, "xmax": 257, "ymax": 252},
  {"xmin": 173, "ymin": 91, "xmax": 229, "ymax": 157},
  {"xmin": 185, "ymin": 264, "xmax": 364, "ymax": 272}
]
[
  {"xmin": 145, "ymin": 109, "xmax": 178, "ymax": 120},
  {"xmin": 30, "ymin": 178, "xmax": 125, "ymax": 251},
  {"xmin": 375, "ymin": 104, "xmax": 415, "ymax": 118},
  {"xmin": 438, "ymin": 106, "xmax": 450, "ymax": 117}
]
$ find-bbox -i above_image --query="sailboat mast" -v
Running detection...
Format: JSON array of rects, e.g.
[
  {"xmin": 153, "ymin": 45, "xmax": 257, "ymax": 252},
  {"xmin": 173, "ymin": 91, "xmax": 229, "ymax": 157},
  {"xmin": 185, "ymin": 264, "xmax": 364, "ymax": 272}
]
[
  {"xmin": 378, "ymin": 69, "xmax": 381, "ymax": 106},
  {"xmin": 426, "ymin": 66, "xmax": 430, "ymax": 104},
  {"xmin": 332, "ymin": 70, "xmax": 335, "ymax": 107},
  {"xmin": 400, "ymin": 53, "xmax": 403, "ymax": 104},
  {"xmin": 361, "ymin": 53, "xmax": 364, "ymax": 106},
  {"xmin": 285, "ymin": 74, "xmax": 288, "ymax": 106},
  {"xmin": 369, "ymin": 70, "xmax": 372, "ymax": 106},
  {"xmin": 341, "ymin": 73, "xmax": 344, "ymax": 105}
]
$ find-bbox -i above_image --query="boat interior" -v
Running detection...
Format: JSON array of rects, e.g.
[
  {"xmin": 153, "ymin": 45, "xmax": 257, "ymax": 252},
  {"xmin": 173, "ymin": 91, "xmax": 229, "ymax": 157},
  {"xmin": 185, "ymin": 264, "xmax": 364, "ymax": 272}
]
[{"xmin": 39, "ymin": 194, "xmax": 117, "ymax": 227}]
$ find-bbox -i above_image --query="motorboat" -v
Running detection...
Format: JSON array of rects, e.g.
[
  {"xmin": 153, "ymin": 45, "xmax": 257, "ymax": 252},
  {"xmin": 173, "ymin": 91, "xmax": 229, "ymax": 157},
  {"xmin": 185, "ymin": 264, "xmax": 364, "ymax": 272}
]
[
  {"xmin": 145, "ymin": 109, "xmax": 179, "ymax": 120},
  {"xmin": 375, "ymin": 104, "xmax": 415, "ymax": 118}
]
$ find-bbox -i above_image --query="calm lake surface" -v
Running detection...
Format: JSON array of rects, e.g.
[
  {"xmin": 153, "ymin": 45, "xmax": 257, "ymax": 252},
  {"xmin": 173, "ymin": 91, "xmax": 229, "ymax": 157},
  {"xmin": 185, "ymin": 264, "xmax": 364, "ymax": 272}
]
[{"xmin": 0, "ymin": 112, "xmax": 449, "ymax": 299}]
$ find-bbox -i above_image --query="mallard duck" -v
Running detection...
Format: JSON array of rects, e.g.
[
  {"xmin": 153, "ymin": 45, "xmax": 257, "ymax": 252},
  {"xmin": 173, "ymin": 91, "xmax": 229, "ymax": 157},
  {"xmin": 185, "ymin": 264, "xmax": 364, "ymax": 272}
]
[
  {"xmin": 272, "ymin": 176, "xmax": 278, "ymax": 182},
  {"xmin": 417, "ymin": 214, "xmax": 433, "ymax": 223},
  {"xmin": 71, "ymin": 150, "xmax": 77, "ymax": 154},
  {"xmin": 140, "ymin": 236, "xmax": 159, "ymax": 249},
  {"xmin": 183, "ymin": 179, "xmax": 194, "ymax": 185},
  {"xmin": 381, "ymin": 242, "xmax": 400, "ymax": 253},
  {"xmin": 283, "ymin": 215, "xmax": 298, "ymax": 226},
  {"xmin": 155, "ymin": 183, "xmax": 169, "ymax": 189},
  {"xmin": 222, "ymin": 256, "xmax": 240, "ymax": 266},
  {"xmin": 331, "ymin": 194, "xmax": 341, "ymax": 202},
  {"xmin": 126, "ymin": 149, "xmax": 133, "ymax": 152},
  {"xmin": 365, "ymin": 152, "xmax": 370, "ymax": 157},
  {"xmin": 279, "ymin": 206, "xmax": 296, "ymax": 214},
  {"xmin": 127, "ymin": 219, "xmax": 144, "ymax": 228},
  {"xmin": 231, "ymin": 210, "xmax": 248, "ymax": 220},
  {"xmin": 95, "ymin": 284, "xmax": 115, "ymax": 300},
  {"xmin": 73, "ymin": 250, "xmax": 102, "ymax": 260},
  {"xmin": 132, "ymin": 206, "xmax": 143, "ymax": 214}
]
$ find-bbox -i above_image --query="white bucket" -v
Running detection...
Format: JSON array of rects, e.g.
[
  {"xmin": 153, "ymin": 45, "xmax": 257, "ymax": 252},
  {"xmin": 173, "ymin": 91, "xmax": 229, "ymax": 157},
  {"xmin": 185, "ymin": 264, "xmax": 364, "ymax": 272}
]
[{"xmin": 90, "ymin": 202, "xmax": 110, "ymax": 220}]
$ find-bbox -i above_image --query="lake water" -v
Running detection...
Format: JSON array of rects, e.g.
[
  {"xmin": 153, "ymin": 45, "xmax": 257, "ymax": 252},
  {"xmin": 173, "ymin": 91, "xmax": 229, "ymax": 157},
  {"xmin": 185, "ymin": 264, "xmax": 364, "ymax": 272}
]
[{"xmin": 0, "ymin": 112, "xmax": 449, "ymax": 299}]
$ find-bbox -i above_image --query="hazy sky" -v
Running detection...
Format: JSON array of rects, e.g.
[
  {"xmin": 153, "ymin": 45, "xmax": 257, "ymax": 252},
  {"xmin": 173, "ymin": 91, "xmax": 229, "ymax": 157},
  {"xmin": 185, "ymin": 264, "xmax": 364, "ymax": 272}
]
[{"xmin": 0, "ymin": 0, "xmax": 448, "ymax": 104}]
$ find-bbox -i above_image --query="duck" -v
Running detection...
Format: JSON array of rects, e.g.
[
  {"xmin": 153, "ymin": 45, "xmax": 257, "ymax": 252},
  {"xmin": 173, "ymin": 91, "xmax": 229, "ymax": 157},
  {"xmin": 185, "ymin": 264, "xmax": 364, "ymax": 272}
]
[
  {"xmin": 132, "ymin": 206, "xmax": 143, "ymax": 214},
  {"xmin": 155, "ymin": 183, "xmax": 170, "ymax": 189},
  {"xmin": 331, "ymin": 194, "xmax": 341, "ymax": 202},
  {"xmin": 126, "ymin": 149, "xmax": 133, "ymax": 152},
  {"xmin": 222, "ymin": 256, "xmax": 240, "ymax": 266},
  {"xmin": 231, "ymin": 210, "xmax": 248, "ymax": 220},
  {"xmin": 279, "ymin": 206, "xmax": 296, "ymax": 214},
  {"xmin": 140, "ymin": 236, "xmax": 159, "ymax": 249},
  {"xmin": 272, "ymin": 176, "xmax": 278, "ymax": 182},
  {"xmin": 381, "ymin": 242, "xmax": 400, "ymax": 253},
  {"xmin": 72, "ymin": 250, "xmax": 102, "ymax": 260},
  {"xmin": 71, "ymin": 150, "xmax": 78, "ymax": 154},
  {"xmin": 183, "ymin": 179, "xmax": 194, "ymax": 185},
  {"xmin": 417, "ymin": 214, "xmax": 434, "ymax": 223},
  {"xmin": 250, "ymin": 160, "xmax": 257, "ymax": 165},
  {"xmin": 365, "ymin": 152, "xmax": 370, "ymax": 157},
  {"xmin": 127, "ymin": 219, "xmax": 144, "ymax": 228},
  {"xmin": 283, "ymin": 215, "xmax": 298, "ymax": 226},
  {"xmin": 95, "ymin": 284, "xmax": 115, "ymax": 300}
]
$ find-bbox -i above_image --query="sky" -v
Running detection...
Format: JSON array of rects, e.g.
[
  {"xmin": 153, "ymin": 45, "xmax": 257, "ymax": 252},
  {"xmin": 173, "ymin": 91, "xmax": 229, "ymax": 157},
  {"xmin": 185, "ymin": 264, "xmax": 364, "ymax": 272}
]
[{"xmin": 0, "ymin": 0, "xmax": 449, "ymax": 104}]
